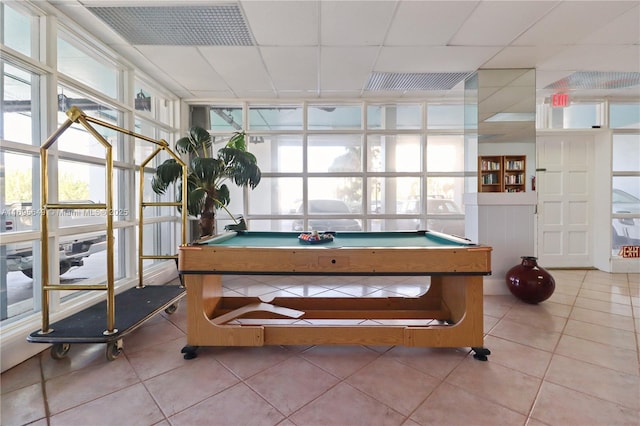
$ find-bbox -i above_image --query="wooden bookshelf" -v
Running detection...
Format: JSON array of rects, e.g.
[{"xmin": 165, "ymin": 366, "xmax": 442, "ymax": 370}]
[
  {"xmin": 478, "ymin": 155, "xmax": 503, "ymax": 192},
  {"xmin": 478, "ymin": 155, "xmax": 526, "ymax": 193},
  {"xmin": 503, "ymin": 155, "xmax": 526, "ymax": 192}
]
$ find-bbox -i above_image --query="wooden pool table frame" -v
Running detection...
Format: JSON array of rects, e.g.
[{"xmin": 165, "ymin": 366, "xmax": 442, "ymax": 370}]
[{"xmin": 177, "ymin": 231, "xmax": 492, "ymax": 360}]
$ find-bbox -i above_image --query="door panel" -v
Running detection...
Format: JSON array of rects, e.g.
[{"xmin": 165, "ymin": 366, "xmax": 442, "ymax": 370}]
[{"xmin": 537, "ymin": 134, "xmax": 594, "ymax": 267}]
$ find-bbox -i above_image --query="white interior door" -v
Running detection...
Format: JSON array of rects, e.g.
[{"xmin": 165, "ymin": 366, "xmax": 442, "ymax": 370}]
[{"xmin": 536, "ymin": 133, "xmax": 595, "ymax": 268}]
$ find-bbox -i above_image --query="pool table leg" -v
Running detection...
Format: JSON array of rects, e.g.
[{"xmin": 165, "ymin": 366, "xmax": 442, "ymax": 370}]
[
  {"xmin": 471, "ymin": 346, "xmax": 491, "ymax": 361},
  {"xmin": 181, "ymin": 345, "xmax": 199, "ymax": 359}
]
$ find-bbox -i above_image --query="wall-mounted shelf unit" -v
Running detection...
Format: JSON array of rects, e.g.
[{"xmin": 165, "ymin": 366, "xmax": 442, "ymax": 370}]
[
  {"xmin": 478, "ymin": 155, "xmax": 503, "ymax": 193},
  {"xmin": 478, "ymin": 155, "xmax": 526, "ymax": 193}
]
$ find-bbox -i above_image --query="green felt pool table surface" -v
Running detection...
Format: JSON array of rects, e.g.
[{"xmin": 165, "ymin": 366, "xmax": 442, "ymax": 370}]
[{"xmin": 198, "ymin": 230, "xmax": 476, "ymax": 248}]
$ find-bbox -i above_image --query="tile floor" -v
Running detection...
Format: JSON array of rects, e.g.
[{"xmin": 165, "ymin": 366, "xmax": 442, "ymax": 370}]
[{"xmin": 2, "ymin": 270, "xmax": 639, "ymax": 426}]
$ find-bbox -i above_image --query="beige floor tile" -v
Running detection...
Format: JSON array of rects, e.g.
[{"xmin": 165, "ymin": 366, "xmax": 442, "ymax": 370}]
[
  {"xmin": 49, "ymin": 383, "xmax": 164, "ymax": 426},
  {"xmin": 483, "ymin": 335, "xmax": 552, "ymax": 378},
  {"xmin": 551, "ymin": 279, "xmax": 582, "ymax": 297},
  {"xmin": 169, "ymin": 383, "xmax": 284, "ymax": 426},
  {"xmin": 382, "ymin": 346, "xmax": 468, "ymax": 380},
  {"xmin": 300, "ymin": 345, "xmax": 380, "ymax": 378},
  {"xmin": 410, "ymin": 382, "xmax": 526, "ymax": 425},
  {"xmin": 245, "ymin": 357, "xmax": 340, "ymax": 416},
  {"xmin": 0, "ymin": 382, "xmax": 46, "ymax": 426},
  {"xmin": 144, "ymin": 356, "xmax": 240, "ymax": 417},
  {"xmin": 489, "ymin": 318, "xmax": 561, "ymax": 352},
  {"xmin": 581, "ymin": 281, "xmax": 632, "ymax": 295},
  {"xmin": 41, "ymin": 343, "xmax": 109, "ymax": 381},
  {"xmin": 502, "ymin": 306, "xmax": 568, "ymax": 333},
  {"xmin": 346, "ymin": 357, "xmax": 440, "ymax": 416},
  {"xmin": 483, "ymin": 295, "xmax": 518, "ymax": 318},
  {"xmin": 531, "ymin": 381, "xmax": 639, "ymax": 425},
  {"xmin": 569, "ymin": 306, "xmax": 636, "ymax": 332},
  {"xmin": 122, "ymin": 317, "xmax": 186, "ymax": 354},
  {"xmin": 289, "ymin": 382, "xmax": 406, "ymax": 426},
  {"xmin": 45, "ymin": 357, "xmax": 140, "ymax": 414},
  {"xmin": 483, "ymin": 314, "xmax": 501, "ymax": 333},
  {"xmin": 0, "ymin": 356, "xmax": 43, "ymax": 394},
  {"xmin": 126, "ymin": 336, "xmax": 188, "ymax": 380},
  {"xmin": 574, "ymin": 296, "xmax": 634, "ymax": 317},
  {"xmin": 563, "ymin": 318, "xmax": 637, "ymax": 350},
  {"xmin": 579, "ymin": 288, "xmax": 632, "ymax": 305},
  {"xmin": 4, "ymin": 270, "xmax": 639, "ymax": 425},
  {"xmin": 585, "ymin": 271, "xmax": 629, "ymax": 284},
  {"xmin": 555, "ymin": 334, "xmax": 639, "ymax": 376},
  {"xmin": 544, "ymin": 354, "xmax": 640, "ymax": 410},
  {"xmin": 209, "ymin": 345, "xmax": 295, "ymax": 379},
  {"xmin": 545, "ymin": 290, "xmax": 576, "ymax": 306},
  {"xmin": 446, "ymin": 358, "xmax": 542, "ymax": 415}
]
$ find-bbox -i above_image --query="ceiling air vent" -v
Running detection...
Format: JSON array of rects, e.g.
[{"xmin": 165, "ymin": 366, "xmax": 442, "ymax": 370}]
[
  {"xmin": 365, "ymin": 72, "xmax": 472, "ymax": 91},
  {"xmin": 545, "ymin": 72, "xmax": 640, "ymax": 90},
  {"xmin": 87, "ymin": 5, "xmax": 255, "ymax": 46}
]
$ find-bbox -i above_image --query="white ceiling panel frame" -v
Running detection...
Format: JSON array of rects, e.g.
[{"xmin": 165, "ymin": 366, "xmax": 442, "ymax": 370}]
[
  {"xmin": 320, "ymin": 46, "xmax": 378, "ymax": 91},
  {"xmin": 385, "ymin": 1, "xmax": 478, "ymax": 46},
  {"xmin": 320, "ymin": 1, "xmax": 397, "ymax": 46},
  {"xmin": 376, "ymin": 46, "xmax": 501, "ymax": 73},
  {"xmin": 539, "ymin": 45, "xmax": 640, "ymax": 72},
  {"xmin": 241, "ymin": 0, "xmax": 319, "ymax": 46},
  {"xmin": 260, "ymin": 46, "xmax": 319, "ymax": 92},
  {"xmin": 514, "ymin": 1, "xmax": 638, "ymax": 46},
  {"xmin": 450, "ymin": 1, "xmax": 558, "ymax": 46},
  {"xmin": 199, "ymin": 46, "xmax": 274, "ymax": 93},
  {"xmin": 482, "ymin": 45, "xmax": 567, "ymax": 69},
  {"xmin": 579, "ymin": 5, "xmax": 640, "ymax": 45},
  {"xmin": 136, "ymin": 45, "xmax": 228, "ymax": 92}
]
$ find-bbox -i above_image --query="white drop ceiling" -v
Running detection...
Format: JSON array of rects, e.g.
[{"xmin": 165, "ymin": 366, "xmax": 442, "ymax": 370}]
[{"xmin": 48, "ymin": 0, "xmax": 640, "ymax": 101}]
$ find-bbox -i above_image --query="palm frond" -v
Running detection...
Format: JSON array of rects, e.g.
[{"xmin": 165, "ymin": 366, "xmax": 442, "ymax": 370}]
[
  {"xmin": 226, "ymin": 131, "xmax": 247, "ymax": 151},
  {"xmin": 175, "ymin": 126, "xmax": 212, "ymax": 156},
  {"xmin": 187, "ymin": 187, "xmax": 206, "ymax": 217},
  {"xmin": 151, "ymin": 159, "xmax": 183, "ymax": 194},
  {"xmin": 215, "ymin": 184, "xmax": 231, "ymax": 207}
]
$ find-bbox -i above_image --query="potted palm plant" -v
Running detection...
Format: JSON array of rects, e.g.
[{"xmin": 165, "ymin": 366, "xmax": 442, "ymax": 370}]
[{"xmin": 151, "ymin": 126, "xmax": 261, "ymax": 238}]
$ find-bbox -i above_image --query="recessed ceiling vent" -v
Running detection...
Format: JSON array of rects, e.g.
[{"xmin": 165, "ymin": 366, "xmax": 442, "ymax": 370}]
[
  {"xmin": 365, "ymin": 72, "xmax": 472, "ymax": 91},
  {"xmin": 545, "ymin": 72, "xmax": 640, "ymax": 90},
  {"xmin": 87, "ymin": 5, "xmax": 255, "ymax": 46}
]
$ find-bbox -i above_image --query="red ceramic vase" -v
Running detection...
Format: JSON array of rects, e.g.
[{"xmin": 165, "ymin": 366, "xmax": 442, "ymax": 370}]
[{"xmin": 505, "ymin": 256, "xmax": 555, "ymax": 304}]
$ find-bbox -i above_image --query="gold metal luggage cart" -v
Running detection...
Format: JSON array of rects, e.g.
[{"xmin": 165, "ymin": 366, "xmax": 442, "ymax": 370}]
[{"xmin": 27, "ymin": 106, "xmax": 188, "ymax": 361}]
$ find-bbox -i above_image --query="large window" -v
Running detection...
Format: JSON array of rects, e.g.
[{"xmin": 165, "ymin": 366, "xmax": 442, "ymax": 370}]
[
  {"xmin": 208, "ymin": 103, "xmax": 472, "ymax": 234},
  {"xmin": 1, "ymin": 5, "xmax": 180, "ymax": 334},
  {"xmin": 611, "ymin": 134, "xmax": 640, "ymax": 253}
]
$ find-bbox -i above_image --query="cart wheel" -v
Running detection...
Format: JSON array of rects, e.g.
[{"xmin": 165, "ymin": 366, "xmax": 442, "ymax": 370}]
[
  {"xmin": 51, "ymin": 343, "xmax": 71, "ymax": 360},
  {"xmin": 106, "ymin": 341, "xmax": 123, "ymax": 361},
  {"xmin": 164, "ymin": 303, "xmax": 178, "ymax": 314}
]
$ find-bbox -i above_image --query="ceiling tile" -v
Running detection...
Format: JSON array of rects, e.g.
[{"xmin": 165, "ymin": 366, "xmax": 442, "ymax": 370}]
[
  {"xmin": 482, "ymin": 45, "xmax": 566, "ymax": 69},
  {"xmin": 579, "ymin": 5, "xmax": 640, "ymax": 45},
  {"xmin": 376, "ymin": 46, "xmax": 500, "ymax": 73},
  {"xmin": 199, "ymin": 46, "xmax": 274, "ymax": 92},
  {"xmin": 320, "ymin": 47, "xmax": 378, "ymax": 91},
  {"xmin": 385, "ymin": 1, "xmax": 477, "ymax": 46},
  {"xmin": 539, "ymin": 45, "xmax": 640, "ymax": 72},
  {"xmin": 450, "ymin": 1, "xmax": 557, "ymax": 45},
  {"xmin": 242, "ymin": 1, "xmax": 319, "ymax": 46},
  {"xmin": 260, "ymin": 47, "xmax": 318, "ymax": 92},
  {"xmin": 514, "ymin": 1, "xmax": 638, "ymax": 45},
  {"xmin": 136, "ymin": 46, "xmax": 227, "ymax": 92},
  {"xmin": 320, "ymin": 1, "xmax": 395, "ymax": 46}
]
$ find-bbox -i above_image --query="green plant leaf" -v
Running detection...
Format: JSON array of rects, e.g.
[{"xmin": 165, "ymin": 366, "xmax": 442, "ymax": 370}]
[
  {"xmin": 175, "ymin": 126, "xmax": 212, "ymax": 156},
  {"xmin": 151, "ymin": 159, "xmax": 182, "ymax": 194}
]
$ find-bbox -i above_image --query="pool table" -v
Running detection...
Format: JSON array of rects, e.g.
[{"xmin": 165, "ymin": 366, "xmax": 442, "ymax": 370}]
[{"xmin": 178, "ymin": 230, "xmax": 492, "ymax": 360}]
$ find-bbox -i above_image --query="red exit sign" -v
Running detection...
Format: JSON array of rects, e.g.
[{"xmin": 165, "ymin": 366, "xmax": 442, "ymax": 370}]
[
  {"xmin": 551, "ymin": 93, "xmax": 569, "ymax": 107},
  {"xmin": 618, "ymin": 246, "xmax": 640, "ymax": 258}
]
